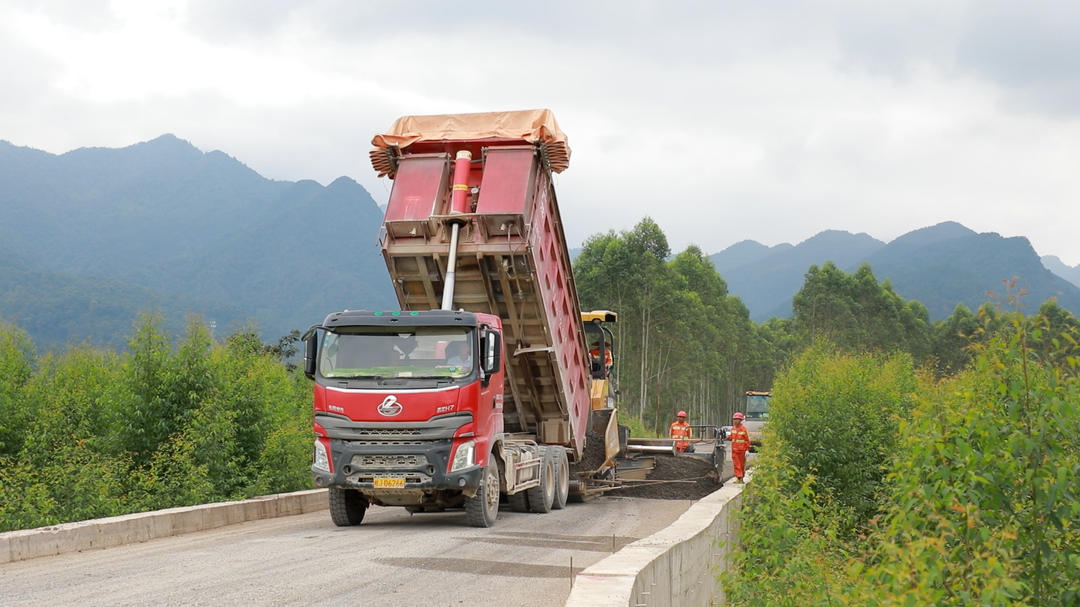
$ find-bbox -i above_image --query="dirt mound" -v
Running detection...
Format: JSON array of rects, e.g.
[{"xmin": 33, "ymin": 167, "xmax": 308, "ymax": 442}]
[{"xmin": 609, "ymin": 455, "xmax": 722, "ymax": 500}]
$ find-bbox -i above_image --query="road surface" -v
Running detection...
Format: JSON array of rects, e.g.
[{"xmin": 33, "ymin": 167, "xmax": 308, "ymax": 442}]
[{"xmin": 1, "ymin": 496, "xmax": 696, "ymax": 607}]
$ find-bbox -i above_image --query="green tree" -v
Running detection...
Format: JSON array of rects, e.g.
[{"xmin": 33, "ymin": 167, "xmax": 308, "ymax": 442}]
[
  {"xmin": 857, "ymin": 313, "xmax": 1080, "ymax": 605},
  {"xmin": 574, "ymin": 220, "xmax": 773, "ymax": 429},
  {"xmin": 767, "ymin": 342, "xmax": 916, "ymax": 527},
  {"xmin": 7, "ymin": 346, "xmax": 133, "ymax": 528},
  {"xmin": 0, "ymin": 314, "xmax": 315, "ymax": 531},
  {"xmin": 0, "ymin": 320, "xmax": 35, "ymax": 455},
  {"xmin": 122, "ymin": 312, "xmax": 175, "ymax": 460},
  {"xmin": 723, "ymin": 343, "xmax": 916, "ymax": 605},
  {"xmin": 792, "ymin": 262, "xmax": 931, "ymax": 362},
  {"xmin": 930, "ymin": 303, "xmax": 981, "ymax": 376}
]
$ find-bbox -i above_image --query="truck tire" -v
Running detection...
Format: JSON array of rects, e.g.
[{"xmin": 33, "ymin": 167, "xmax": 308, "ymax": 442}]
[
  {"xmin": 465, "ymin": 457, "xmax": 500, "ymax": 528},
  {"xmin": 527, "ymin": 450, "xmax": 555, "ymax": 513},
  {"xmin": 328, "ymin": 487, "xmax": 368, "ymax": 526},
  {"xmin": 552, "ymin": 448, "xmax": 569, "ymax": 510}
]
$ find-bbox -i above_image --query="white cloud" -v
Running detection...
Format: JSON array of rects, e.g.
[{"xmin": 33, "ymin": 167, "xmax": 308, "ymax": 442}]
[{"xmin": 2, "ymin": 0, "xmax": 1080, "ymax": 266}]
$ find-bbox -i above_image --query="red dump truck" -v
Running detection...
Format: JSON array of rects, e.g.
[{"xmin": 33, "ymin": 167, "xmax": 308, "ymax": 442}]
[{"xmin": 301, "ymin": 110, "xmax": 617, "ymax": 527}]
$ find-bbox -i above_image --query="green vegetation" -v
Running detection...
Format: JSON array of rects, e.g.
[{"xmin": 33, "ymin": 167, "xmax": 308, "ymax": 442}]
[
  {"xmin": 4, "ymin": 211, "xmax": 1078, "ymax": 607},
  {"xmin": 722, "ymin": 308, "xmax": 1080, "ymax": 606},
  {"xmin": 574, "ymin": 219, "xmax": 777, "ymax": 431},
  {"xmin": 572, "ymin": 219, "xmax": 1066, "ymax": 432},
  {"xmin": 0, "ymin": 314, "xmax": 312, "ymax": 532},
  {"xmin": 575, "ymin": 221, "xmax": 1077, "ymax": 603}
]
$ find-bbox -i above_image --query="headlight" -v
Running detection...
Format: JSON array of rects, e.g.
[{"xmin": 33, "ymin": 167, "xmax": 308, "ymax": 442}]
[
  {"xmin": 313, "ymin": 439, "xmax": 330, "ymax": 471},
  {"xmin": 449, "ymin": 440, "xmax": 475, "ymax": 472}
]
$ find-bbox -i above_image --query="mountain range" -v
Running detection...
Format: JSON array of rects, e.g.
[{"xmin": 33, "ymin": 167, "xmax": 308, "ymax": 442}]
[
  {"xmin": 0, "ymin": 135, "xmax": 396, "ymax": 349},
  {"xmin": 710, "ymin": 222, "xmax": 1080, "ymax": 322},
  {"xmin": 3, "ymin": 134, "xmax": 1079, "ymax": 349}
]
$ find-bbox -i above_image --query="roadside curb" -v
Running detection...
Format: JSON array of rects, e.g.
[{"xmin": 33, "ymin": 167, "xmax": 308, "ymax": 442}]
[
  {"xmin": 565, "ymin": 475, "xmax": 748, "ymax": 607},
  {"xmin": 0, "ymin": 488, "xmax": 328, "ymax": 564}
]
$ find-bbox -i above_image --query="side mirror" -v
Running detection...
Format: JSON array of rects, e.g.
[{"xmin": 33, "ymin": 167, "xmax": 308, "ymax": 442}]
[
  {"xmin": 481, "ymin": 329, "xmax": 502, "ymax": 386},
  {"xmin": 302, "ymin": 326, "xmax": 319, "ymax": 380}
]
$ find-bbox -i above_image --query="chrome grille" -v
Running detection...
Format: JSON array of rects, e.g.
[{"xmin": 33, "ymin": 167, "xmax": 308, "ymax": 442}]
[
  {"xmin": 352, "ymin": 454, "xmax": 426, "ymax": 468},
  {"xmin": 360, "ymin": 428, "xmax": 423, "ymax": 438},
  {"xmin": 344, "ymin": 439, "xmax": 424, "ymax": 446}
]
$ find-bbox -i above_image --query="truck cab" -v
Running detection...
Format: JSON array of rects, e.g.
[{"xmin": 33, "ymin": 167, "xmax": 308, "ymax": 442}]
[{"xmin": 306, "ymin": 309, "xmax": 504, "ymax": 508}]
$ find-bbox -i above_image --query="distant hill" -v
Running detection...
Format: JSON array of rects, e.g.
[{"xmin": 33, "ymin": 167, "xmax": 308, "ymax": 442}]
[
  {"xmin": 709, "ymin": 240, "xmax": 793, "ymax": 276},
  {"xmin": 1042, "ymin": 255, "xmax": 1080, "ymax": 289},
  {"xmin": 7, "ymin": 134, "xmax": 1077, "ymax": 348},
  {"xmin": 0, "ymin": 136, "xmax": 395, "ymax": 349},
  {"xmin": 0, "ymin": 135, "xmax": 278, "ymax": 276},
  {"xmin": 128, "ymin": 175, "xmax": 396, "ymax": 339},
  {"xmin": 709, "ymin": 230, "xmax": 885, "ymax": 320},
  {"xmin": 709, "ymin": 221, "xmax": 1080, "ymax": 321},
  {"xmin": 863, "ymin": 223, "xmax": 1080, "ymax": 319}
]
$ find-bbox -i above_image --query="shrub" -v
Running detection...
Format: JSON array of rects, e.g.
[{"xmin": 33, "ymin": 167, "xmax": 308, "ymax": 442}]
[
  {"xmin": 0, "ymin": 321, "xmax": 35, "ymax": 456},
  {"xmin": 767, "ymin": 341, "xmax": 916, "ymax": 529},
  {"xmin": 721, "ymin": 447, "xmax": 855, "ymax": 605},
  {"xmin": 723, "ymin": 343, "xmax": 917, "ymax": 605},
  {"xmin": 0, "ymin": 316, "xmax": 314, "ymax": 531},
  {"xmin": 856, "ymin": 315, "xmax": 1080, "ymax": 605}
]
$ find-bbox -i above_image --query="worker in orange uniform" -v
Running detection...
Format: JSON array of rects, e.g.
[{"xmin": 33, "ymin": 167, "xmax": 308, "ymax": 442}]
[
  {"xmin": 729, "ymin": 412, "xmax": 750, "ymax": 483},
  {"xmin": 589, "ymin": 340, "xmax": 613, "ymax": 368},
  {"xmin": 669, "ymin": 410, "xmax": 691, "ymax": 453}
]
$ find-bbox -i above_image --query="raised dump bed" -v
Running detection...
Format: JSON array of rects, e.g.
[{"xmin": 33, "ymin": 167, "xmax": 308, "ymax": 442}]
[{"xmin": 372, "ymin": 109, "xmax": 591, "ymax": 459}]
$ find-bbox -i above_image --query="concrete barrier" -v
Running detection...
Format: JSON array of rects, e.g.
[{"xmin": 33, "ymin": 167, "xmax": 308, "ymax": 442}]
[
  {"xmin": 0, "ymin": 488, "xmax": 328, "ymax": 564},
  {"xmin": 566, "ymin": 477, "xmax": 747, "ymax": 607}
]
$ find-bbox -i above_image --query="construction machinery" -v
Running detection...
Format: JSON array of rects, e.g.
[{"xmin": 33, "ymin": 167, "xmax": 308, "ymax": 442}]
[
  {"xmin": 623, "ymin": 426, "xmax": 726, "ymax": 470},
  {"xmin": 304, "ymin": 110, "xmax": 633, "ymax": 526},
  {"xmin": 743, "ymin": 390, "xmax": 771, "ymax": 449},
  {"xmin": 301, "ymin": 110, "xmax": 724, "ymax": 527}
]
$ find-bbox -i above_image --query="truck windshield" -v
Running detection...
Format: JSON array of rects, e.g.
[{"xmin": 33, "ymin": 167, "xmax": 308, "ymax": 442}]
[
  {"xmin": 319, "ymin": 327, "xmax": 474, "ymax": 380},
  {"xmin": 745, "ymin": 394, "xmax": 770, "ymax": 420}
]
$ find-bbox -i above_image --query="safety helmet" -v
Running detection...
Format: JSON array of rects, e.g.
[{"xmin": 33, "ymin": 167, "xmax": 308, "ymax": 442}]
[
  {"xmin": 732, "ymin": 412, "xmax": 745, "ymax": 420},
  {"xmin": 676, "ymin": 410, "xmax": 687, "ymax": 418}
]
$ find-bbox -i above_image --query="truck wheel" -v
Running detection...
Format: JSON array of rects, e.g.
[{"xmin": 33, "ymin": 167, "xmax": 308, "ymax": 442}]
[
  {"xmin": 328, "ymin": 487, "xmax": 368, "ymax": 526},
  {"xmin": 552, "ymin": 449, "xmax": 569, "ymax": 510},
  {"xmin": 465, "ymin": 458, "xmax": 500, "ymax": 528},
  {"xmin": 527, "ymin": 450, "xmax": 555, "ymax": 513}
]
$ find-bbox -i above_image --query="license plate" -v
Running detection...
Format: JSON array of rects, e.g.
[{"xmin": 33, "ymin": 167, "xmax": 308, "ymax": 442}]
[{"xmin": 373, "ymin": 477, "xmax": 405, "ymax": 489}]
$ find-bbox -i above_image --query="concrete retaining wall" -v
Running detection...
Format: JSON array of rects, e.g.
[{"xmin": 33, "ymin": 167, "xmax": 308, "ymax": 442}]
[
  {"xmin": 566, "ymin": 479, "xmax": 745, "ymax": 607},
  {"xmin": 0, "ymin": 488, "xmax": 328, "ymax": 564}
]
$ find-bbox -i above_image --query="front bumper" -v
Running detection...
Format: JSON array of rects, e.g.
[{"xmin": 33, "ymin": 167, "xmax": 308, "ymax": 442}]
[
  {"xmin": 312, "ymin": 438, "xmax": 485, "ymax": 494},
  {"xmin": 310, "ymin": 411, "xmax": 483, "ymax": 498}
]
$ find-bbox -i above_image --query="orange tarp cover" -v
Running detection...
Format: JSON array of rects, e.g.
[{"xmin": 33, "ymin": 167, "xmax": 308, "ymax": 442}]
[{"xmin": 370, "ymin": 109, "xmax": 571, "ymax": 176}]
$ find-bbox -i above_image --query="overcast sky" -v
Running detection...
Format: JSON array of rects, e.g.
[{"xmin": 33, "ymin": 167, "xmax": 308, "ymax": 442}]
[{"xmin": 3, "ymin": 1, "xmax": 1079, "ymax": 265}]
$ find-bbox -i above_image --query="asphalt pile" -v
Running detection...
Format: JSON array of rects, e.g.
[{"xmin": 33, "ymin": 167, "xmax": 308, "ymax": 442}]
[
  {"xmin": 608, "ymin": 454, "xmax": 722, "ymax": 500},
  {"xmin": 570, "ymin": 429, "xmax": 609, "ymax": 473}
]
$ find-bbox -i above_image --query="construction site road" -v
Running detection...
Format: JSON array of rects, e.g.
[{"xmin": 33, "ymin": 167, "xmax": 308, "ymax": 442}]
[{"xmin": 0, "ymin": 496, "xmax": 696, "ymax": 607}]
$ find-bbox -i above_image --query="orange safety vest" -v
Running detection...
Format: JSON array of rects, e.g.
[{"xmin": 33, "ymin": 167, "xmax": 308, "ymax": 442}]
[
  {"xmin": 729, "ymin": 425, "xmax": 751, "ymax": 453},
  {"xmin": 669, "ymin": 420, "xmax": 691, "ymax": 452},
  {"xmin": 590, "ymin": 347, "xmax": 613, "ymax": 366}
]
